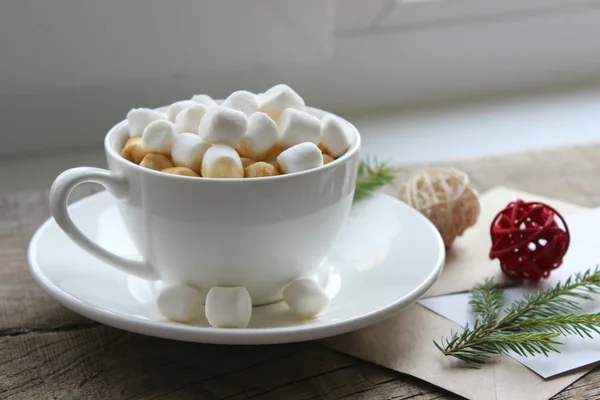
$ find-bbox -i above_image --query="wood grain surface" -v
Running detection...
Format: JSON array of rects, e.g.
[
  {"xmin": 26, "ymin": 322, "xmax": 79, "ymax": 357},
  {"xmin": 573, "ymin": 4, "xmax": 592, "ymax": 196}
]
[{"xmin": 2, "ymin": 143, "xmax": 600, "ymax": 400}]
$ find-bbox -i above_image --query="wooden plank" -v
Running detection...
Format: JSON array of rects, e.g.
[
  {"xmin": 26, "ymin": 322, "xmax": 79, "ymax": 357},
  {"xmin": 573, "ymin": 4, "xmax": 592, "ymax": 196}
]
[
  {"xmin": 389, "ymin": 143, "xmax": 600, "ymax": 207},
  {"xmin": 1, "ymin": 143, "xmax": 600, "ymax": 399},
  {"xmin": 0, "ymin": 327, "xmax": 450, "ymax": 400},
  {"xmin": 0, "ymin": 187, "xmax": 100, "ymax": 331},
  {"xmin": 551, "ymin": 368, "xmax": 600, "ymax": 400}
]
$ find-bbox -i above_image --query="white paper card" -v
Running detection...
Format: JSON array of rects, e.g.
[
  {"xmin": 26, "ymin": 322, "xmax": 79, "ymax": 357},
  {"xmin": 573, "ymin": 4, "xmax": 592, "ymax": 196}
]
[{"xmin": 419, "ymin": 207, "xmax": 600, "ymax": 378}]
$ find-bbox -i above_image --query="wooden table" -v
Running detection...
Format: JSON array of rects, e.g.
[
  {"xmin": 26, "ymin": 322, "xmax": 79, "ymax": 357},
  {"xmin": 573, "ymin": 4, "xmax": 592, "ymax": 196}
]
[{"xmin": 2, "ymin": 144, "xmax": 600, "ymax": 399}]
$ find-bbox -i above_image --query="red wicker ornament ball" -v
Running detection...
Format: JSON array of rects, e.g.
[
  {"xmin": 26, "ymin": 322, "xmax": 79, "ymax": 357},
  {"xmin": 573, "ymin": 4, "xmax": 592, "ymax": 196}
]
[{"xmin": 489, "ymin": 199, "xmax": 570, "ymax": 280}]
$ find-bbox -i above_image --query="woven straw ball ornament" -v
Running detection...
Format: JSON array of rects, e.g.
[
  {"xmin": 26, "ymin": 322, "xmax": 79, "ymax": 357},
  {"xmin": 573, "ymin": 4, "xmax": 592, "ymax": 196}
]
[{"xmin": 399, "ymin": 168, "xmax": 480, "ymax": 247}]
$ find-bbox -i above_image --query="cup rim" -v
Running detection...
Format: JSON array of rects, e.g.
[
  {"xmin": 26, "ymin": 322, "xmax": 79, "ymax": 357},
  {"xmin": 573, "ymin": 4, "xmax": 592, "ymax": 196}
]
[{"xmin": 104, "ymin": 105, "xmax": 361, "ymax": 183}]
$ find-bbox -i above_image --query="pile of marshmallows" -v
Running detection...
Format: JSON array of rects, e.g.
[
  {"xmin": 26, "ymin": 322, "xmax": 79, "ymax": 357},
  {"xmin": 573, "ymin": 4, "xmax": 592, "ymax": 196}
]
[
  {"xmin": 121, "ymin": 84, "xmax": 353, "ymax": 178},
  {"xmin": 157, "ymin": 279, "xmax": 329, "ymax": 328}
]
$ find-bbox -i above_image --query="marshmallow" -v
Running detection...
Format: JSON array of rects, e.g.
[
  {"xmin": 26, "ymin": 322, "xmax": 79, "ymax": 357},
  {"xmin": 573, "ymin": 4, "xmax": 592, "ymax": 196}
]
[
  {"xmin": 171, "ymin": 132, "xmax": 212, "ymax": 175},
  {"xmin": 126, "ymin": 108, "xmax": 165, "ymax": 138},
  {"xmin": 264, "ymin": 147, "xmax": 283, "ymax": 172},
  {"xmin": 191, "ymin": 94, "xmax": 217, "ymax": 107},
  {"xmin": 266, "ymin": 160, "xmax": 280, "ymax": 172},
  {"xmin": 205, "ymin": 287, "xmax": 252, "ymax": 328},
  {"xmin": 121, "ymin": 136, "xmax": 149, "ymax": 164},
  {"xmin": 198, "ymin": 106, "xmax": 247, "ymax": 147},
  {"xmin": 175, "ymin": 104, "xmax": 208, "ymax": 134},
  {"xmin": 201, "ymin": 144, "xmax": 244, "ymax": 178},
  {"xmin": 236, "ymin": 112, "xmax": 279, "ymax": 160},
  {"xmin": 283, "ymin": 278, "xmax": 329, "ymax": 320},
  {"xmin": 244, "ymin": 162, "xmax": 279, "ymax": 178},
  {"xmin": 258, "ymin": 84, "xmax": 305, "ymax": 119},
  {"xmin": 156, "ymin": 284, "xmax": 203, "ymax": 323},
  {"xmin": 167, "ymin": 100, "xmax": 198, "ymax": 122},
  {"xmin": 322, "ymin": 153, "xmax": 334, "ymax": 165},
  {"xmin": 320, "ymin": 115, "xmax": 352, "ymax": 158},
  {"xmin": 277, "ymin": 108, "xmax": 321, "ymax": 149},
  {"xmin": 142, "ymin": 120, "xmax": 177, "ymax": 156},
  {"xmin": 241, "ymin": 157, "xmax": 256, "ymax": 169},
  {"xmin": 162, "ymin": 167, "xmax": 199, "ymax": 177},
  {"xmin": 277, "ymin": 142, "xmax": 323, "ymax": 174},
  {"xmin": 140, "ymin": 153, "xmax": 174, "ymax": 171},
  {"xmin": 221, "ymin": 90, "xmax": 259, "ymax": 116}
]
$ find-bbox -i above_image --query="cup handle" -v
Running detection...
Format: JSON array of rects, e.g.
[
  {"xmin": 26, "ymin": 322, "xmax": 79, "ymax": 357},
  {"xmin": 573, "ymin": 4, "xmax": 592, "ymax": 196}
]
[{"xmin": 50, "ymin": 167, "xmax": 158, "ymax": 280}]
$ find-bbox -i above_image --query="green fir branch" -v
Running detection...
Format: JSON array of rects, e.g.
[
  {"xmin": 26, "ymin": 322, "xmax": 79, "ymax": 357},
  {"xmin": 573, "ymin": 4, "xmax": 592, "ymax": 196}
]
[
  {"xmin": 516, "ymin": 314, "xmax": 600, "ymax": 339},
  {"xmin": 435, "ymin": 266, "xmax": 600, "ymax": 367},
  {"xmin": 469, "ymin": 278, "xmax": 505, "ymax": 324},
  {"xmin": 353, "ymin": 157, "xmax": 397, "ymax": 202},
  {"xmin": 505, "ymin": 267, "xmax": 600, "ymax": 322}
]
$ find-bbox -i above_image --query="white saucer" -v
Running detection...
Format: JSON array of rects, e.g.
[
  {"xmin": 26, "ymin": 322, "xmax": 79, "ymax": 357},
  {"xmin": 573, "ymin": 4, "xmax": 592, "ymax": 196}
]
[{"xmin": 28, "ymin": 191, "xmax": 444, "ymax": 345}]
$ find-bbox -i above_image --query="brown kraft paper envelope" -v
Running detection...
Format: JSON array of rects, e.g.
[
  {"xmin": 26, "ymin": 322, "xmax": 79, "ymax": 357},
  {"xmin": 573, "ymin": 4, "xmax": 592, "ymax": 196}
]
[{"xmin": 321, "ymin": 186, "xmax": 594, "ymax": 400}]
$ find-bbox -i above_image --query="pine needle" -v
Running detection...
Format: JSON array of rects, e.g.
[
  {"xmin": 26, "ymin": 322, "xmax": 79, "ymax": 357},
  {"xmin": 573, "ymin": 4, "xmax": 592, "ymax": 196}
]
[
  {"xmin": 353, "ymin": 157, "xmax": 397, "ymax": 202},
  {"xmin": 435, "ymin": 266, "xmax": 600, "ymax": 367},
  {"xmin": 469, "ymin": 278, "xmax": 505, "ymax": 324}
]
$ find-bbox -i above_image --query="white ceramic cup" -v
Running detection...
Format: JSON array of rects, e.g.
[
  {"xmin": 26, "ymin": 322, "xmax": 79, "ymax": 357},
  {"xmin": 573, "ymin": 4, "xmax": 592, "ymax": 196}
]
[{"xmin": 50, "ymin": 106, "xmax": 361, "ymax": 305}]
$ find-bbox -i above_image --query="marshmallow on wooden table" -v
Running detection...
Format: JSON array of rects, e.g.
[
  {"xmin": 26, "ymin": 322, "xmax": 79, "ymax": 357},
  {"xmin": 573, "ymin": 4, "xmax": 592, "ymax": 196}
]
[
  {"xmin": 191, "ymin": 94, "xmax": 217, "ymax": 107},
  {"xmin": 140, "ymin": 153, "xmax": 174, "ymax": 171},
  {"xmin": 167, "ymin": 100, "xmax": 198, "ymax": 122},
  {"xmin": 205, "ymin": 287, "xmax": 252, "ymax": 328},
  {"xmin": 222, "ymin": 90, "xmax": 259, "ymax": 116},
  {"xmin": 156, "ymin": 284, "xmax": 203, "ymax": 323},
  {"xmin": 127, "ymin": 108, "xmax": 165, "ymax": 138},
  {"xmin": 171, "ymin": 132, "xmax": 212, "ymax": 175},
  {"xmin": 198, "ymin": 106, "xmax": 247, "ymax": 148},
  {"xmin": 175, "ymin": 104, "xmax": 208, "ymax": 134},
  {"xmin": 277, "ymin": 108, "xmax": 321, "ymax": 149},
  {"xmin": 162, "ymin": 167, "xmax": 199, "ymax": 177},
  {"xmin": 201, "ymin": 144, "xmax": 244, "ymax": 178},
  {"xmin": 258, "ymin": 84, "xmax": 305, "ymax": 119},
  {"xmin": 283, "ymin": 278, "xmax": 329, "ymax": 319},
  {"xmin": 237, "ymin": 112, "xmax": 279, "ymax": 160},
  {"xmin": 142, "ymin": 120, "xmax": 177, "ymax": 156},
  {"xmin": 121, "ymin": 136, "xmax": 149, "ymax": 164},
  {"xmin": 245, "ymin": 161, "xmax": 279, "ymax": 178},
  {"xmin": 320, "ymin": 114, "xmax": 352, "ymax": 158},
  {"xmin": 277, "ymin": 142, "xmax": 323, "ymax": 174}
]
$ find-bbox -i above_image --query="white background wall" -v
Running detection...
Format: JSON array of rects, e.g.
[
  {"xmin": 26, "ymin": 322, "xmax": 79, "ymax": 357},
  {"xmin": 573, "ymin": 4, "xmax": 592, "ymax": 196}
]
[{"xmin": 2, "ymin": 0, "xmax": 600, "ymax": 160}]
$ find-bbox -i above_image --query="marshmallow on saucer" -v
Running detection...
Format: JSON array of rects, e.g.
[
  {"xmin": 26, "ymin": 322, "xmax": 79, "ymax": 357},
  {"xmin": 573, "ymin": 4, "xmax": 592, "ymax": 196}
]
[
  {"xmin": 244, "ymin": 161, "xmax": 279, "ymax": 178},
  {"xmin": 121, "ymin": 136, "xmax": 149, "ymax": 164},
  {"xmin": 175, "ymin": 104, "xmax": 208, "ymax": 134},
  {"xmin": 222, "ymin": 90, "xmax": 259, "ymax": 116},
  {"xmin": 167, "ymin": 100, "xmax": 198, "ymax": 122},
  {"xmin": 283, "ymin": 278, "xmax": 329, "ymax": 320},
  {"xmin": 258, "ymin": 84, "xmax": 305, "ymax": 119},
  {"xmin": 191, "ymin": 94, "xmax": 217, "ymax": 107},
  {"xmin": 201, "ymin": 144, "xmax": 244, "ymax": 178},
  {"xmin": 237, "ymin": 112, "xmax": 279, "ymax": 160},
  {"xmin": 320, "ymin": 115, "xmax": 352, "ymax": 158},
  {"xmin": 277, "ymin": 142, "xmax": 323, "ymax": 174},
  {"xmin": 198, "ymin": 106, "xmax": 247, "ymax": 148},
  {"xmin": 278, "ymin": 108, "xmax": 321, "ymax": 149},
  {"xmin": 140, "ymin": 153, "xmax": 174, "ymax": 171},
  {"xmin": 205, "ymin": 287, "xmax": 252, "ymax": 328},
  {"xmin": 162, "ymin": 167, "xmax": 199, "ymax": 177},
  {"xmin": 142, "ymin": 120, "xmax": 177, "ymax": 156},
  {"xmin": 156, "ymin": 284, "xmax": 203, "ymax": 323},
  {"xmin": 127, "ymin": 108, "xmax": 165, "ymax": 138},
  {"xmin": 171, "ymin": 133, "xmax": 212, "ymax": 175}
]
